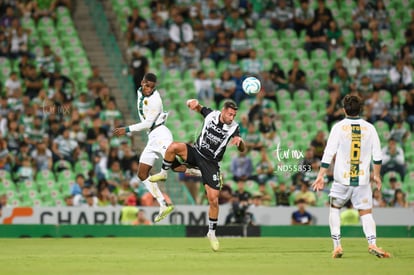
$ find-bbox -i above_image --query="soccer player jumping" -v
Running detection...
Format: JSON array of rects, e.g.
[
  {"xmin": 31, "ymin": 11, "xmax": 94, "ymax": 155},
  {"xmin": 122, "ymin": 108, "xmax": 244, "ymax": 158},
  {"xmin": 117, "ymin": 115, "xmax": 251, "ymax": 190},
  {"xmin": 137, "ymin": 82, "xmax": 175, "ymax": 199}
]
[
  {"xmin": 312, "ymin": 95, "xmax": 391, "ymax": 259},
  {"xmin": 150, "ymin": 99, "xmax": 245, "ymax": 251}
]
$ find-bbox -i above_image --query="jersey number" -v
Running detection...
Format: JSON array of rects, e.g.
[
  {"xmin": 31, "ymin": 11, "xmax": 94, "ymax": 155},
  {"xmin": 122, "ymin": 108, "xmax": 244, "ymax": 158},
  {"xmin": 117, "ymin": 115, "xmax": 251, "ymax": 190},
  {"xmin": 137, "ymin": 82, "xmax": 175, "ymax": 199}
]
[{"xmin": 350, "ymin": 140, "xmax": 361, "ymax": 162}]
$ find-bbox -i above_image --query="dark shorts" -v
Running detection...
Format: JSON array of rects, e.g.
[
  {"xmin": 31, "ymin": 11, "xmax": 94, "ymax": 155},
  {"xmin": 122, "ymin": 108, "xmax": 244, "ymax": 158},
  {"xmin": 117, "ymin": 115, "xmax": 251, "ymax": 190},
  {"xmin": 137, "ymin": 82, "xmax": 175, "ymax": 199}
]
[{"xmin": 185, "ymin": 144, "xmax": 222, "ymax": 190}]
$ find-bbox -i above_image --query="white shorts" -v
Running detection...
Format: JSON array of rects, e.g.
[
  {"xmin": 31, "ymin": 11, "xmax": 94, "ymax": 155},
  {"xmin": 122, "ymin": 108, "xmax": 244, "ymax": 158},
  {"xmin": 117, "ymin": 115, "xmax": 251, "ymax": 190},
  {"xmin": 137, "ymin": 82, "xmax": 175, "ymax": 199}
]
[
  {"xmin": 329, "ymin": 182, "xmax": 372, "ymax": 210},
  {"xmin": 139, "ymin": 125, "xmax": 173, "ymax": 166}
]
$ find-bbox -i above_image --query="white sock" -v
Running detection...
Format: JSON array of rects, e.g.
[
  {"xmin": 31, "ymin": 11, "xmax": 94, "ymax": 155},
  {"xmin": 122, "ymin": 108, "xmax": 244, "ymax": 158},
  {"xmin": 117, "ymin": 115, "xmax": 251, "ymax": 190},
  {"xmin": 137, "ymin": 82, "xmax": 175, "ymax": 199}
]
[
  {"xmin": 329, "ymin": 207, "xmax": 341, "ymax": 248},
  {"xmin": 361, "ymin": 213, "xmax": 376, "ymax": 245},
  {"xmin": 208, "ymin": 218, "xmax": 218, "ymax": 237},
  {"xmin": 142, "ymin": 178, "xmax": 166, "ymax": 206}
]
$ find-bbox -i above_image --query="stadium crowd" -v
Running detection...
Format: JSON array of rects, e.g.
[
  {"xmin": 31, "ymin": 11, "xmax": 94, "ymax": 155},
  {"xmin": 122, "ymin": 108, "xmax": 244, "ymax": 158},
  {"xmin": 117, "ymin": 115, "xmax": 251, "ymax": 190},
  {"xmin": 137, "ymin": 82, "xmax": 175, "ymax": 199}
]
[{"xmin": 0, "ymin": 0, "xmax": 413, "ymax": 214}]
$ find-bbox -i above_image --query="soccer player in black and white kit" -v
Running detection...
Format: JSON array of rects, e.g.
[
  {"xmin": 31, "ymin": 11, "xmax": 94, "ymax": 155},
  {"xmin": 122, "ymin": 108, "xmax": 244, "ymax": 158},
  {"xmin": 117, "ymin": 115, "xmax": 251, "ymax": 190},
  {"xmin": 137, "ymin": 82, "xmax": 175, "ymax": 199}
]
[{"xmin": 150, "ymin": 99, "xmax": 245, "ymax": 251}]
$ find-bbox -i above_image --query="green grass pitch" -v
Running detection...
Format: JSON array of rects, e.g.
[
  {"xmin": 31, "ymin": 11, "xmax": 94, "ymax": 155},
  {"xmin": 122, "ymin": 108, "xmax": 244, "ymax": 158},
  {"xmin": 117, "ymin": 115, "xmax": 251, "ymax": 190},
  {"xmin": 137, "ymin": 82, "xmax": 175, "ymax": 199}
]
[{"xmin": 0, "ymin": 237, "xmax": 413, "ymax": 275}]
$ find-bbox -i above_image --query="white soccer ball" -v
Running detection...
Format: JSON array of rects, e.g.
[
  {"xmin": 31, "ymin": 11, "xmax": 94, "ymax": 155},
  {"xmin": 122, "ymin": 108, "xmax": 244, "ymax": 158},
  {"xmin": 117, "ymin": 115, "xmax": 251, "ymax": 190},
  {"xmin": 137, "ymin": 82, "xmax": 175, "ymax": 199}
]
[{"xmin": 242, "ymin": 76, "xmax": 261, "ymax": 95}]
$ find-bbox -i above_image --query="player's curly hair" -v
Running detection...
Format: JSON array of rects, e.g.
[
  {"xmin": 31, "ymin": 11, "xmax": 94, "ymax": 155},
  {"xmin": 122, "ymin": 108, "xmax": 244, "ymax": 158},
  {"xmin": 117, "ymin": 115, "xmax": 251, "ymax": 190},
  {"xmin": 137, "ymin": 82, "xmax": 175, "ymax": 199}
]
[{"xmin": 343, "ymin": 94, "xmax": 362, "ymax": 116}]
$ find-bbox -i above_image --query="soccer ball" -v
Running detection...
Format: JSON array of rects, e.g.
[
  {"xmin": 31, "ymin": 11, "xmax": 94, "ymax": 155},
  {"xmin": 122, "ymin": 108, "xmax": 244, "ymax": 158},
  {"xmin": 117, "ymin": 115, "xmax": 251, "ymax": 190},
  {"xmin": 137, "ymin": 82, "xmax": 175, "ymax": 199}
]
[{"xmin": 242, "ymin": 77, "xmax": 261, "ymax": 95}]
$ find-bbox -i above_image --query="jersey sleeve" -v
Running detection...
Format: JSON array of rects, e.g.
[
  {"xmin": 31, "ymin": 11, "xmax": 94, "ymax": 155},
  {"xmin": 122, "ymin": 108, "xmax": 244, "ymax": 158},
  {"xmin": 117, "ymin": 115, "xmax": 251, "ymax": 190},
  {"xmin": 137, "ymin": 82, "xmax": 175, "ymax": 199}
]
[
  {"xmin": 232, "ymin": 126, "xmax": 240, "ymax": 137},
  {"xmin": 200, "ymin": 106, "xmax": 213, "ymax": 117},
  {"xmin": 321, "ymin": 123, "xmax": 340, "ymax": 168},
  {"xmin": 371, "ymin": 125, "xmax": 382, "ymax": 165}
]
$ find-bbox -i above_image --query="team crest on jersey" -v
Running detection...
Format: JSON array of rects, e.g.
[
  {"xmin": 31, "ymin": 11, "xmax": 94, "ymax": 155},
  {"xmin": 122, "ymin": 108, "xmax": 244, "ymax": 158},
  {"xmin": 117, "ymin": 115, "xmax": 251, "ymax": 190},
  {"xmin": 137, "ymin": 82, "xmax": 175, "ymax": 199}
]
[{"xmin": 144, "ymin": 100, "xmax": 148, "ymax": 105}]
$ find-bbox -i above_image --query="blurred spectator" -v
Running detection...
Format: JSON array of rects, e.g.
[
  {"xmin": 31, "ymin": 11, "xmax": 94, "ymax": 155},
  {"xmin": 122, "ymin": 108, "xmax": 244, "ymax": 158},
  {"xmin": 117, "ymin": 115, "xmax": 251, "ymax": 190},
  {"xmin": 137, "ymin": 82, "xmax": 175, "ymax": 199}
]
[
  {"xmin": 304, "ymin": 20, "xmax": 329, "ymax": 59},
  {"xmin": 0, "ymin": 136, "xmax": 11, "ymax": 171},
  {"xmin": 6, "ymin": 118, "xmax": 20, "ymax": 155},
  {"xmin": 24, "ymin": 116, "xmax": 45, "ymax": 146},
  {"xmin": 24, "ymin": 65, "xmax": 43, "ymax": 99},
  {"xmin": 52, "ymin": 127, "xmax": 79, "ymax": 165},
  {"xmin": 0, "ymin": 6, "xmax": 17, "ymax": 30},
  {"xmin": 169, "ymin": 13, "xmax": 193, "ymax": 46},
  {"xmin": 70, "ymin": 174, "xmax": 86, "ymax": 196},
  {"xmin": 5, "ymin": 71, "xmax": 22, "ymax": 98},
  {"xmin": 194, "ymin": 69, "xmax": 214, "ymax": 104},
  {"xmin": 398, "ymin": 45, "xmax": 413, "ymax": 70},
  {"xmin": 376, "ymin": 43, "xmax": 393, "ymax": 70},
  {"xmin": 119, "ymin": 196, "xmax": 138, "ymax": 224},
  {"xmin": 291, "ymin": 198, "xmax": 312, "ymax": 225},
  {"xmin": 258, "ymin": 112, "xmax": 280, "ymax": 147},
  {"xmin": 326, "ymin": 20, "xmax": 343, "ymax": 51},
  {"xmin": 388, "ymin": 93, "xmax": 405, "ymax": 125},
  {"xmin": 99, "ymin": 99, "xmax": 123, "ymax": 131},
  {"xmin": 225, "ymin": 198, "xmax": 255, "ymax": 226},
  {"xmin": 357, "ymin": 75, "xmax": 373, "ymax": 100},
  {"xmin": 117, "ymin": 180, "xmax": 133, "ymax": 205},
  {"xmin": 365, "ymin": 58, "xmax": 389, "ymax": 92},
  {"xmin": 244, "ymin": 122, "xmax": 264, "ymax": 152},
  {"xmin": 132, "ymin": 209, "xmax": 152, "ymax": 225},
  {"xmin": 255, "ymin": 149, "xmax": 275, "ymax": 185},
  {"xmin": 370, "ymin": 0, "xmax": 390, "ymax": 30},
  {"xmin": 260, "ymin": 71, "xmax": 278, "ymax": 106},
  {"xmin": 330, "ymin": 67, "xmax": 352, "ymax": 98},
  {"xmin": 0, "ymin": 31, "xmax": 9, "ymax": 57},
  {"xmin": 230, "ymin": 29, "xmax": 251, "ymax": 60},
  {"xmin": 87, "ymin": 66, "xmax": 105, "ymax": 96},
  {"xmin": 97, "ymin": 185, "xmax": 111, "ymax": 206},
  {"xmin": 351, "ymin": 0, "xmax": 372, "ymax": 30},
  {"xmin": 403, "ymin": 92, "xmax": 414, "ymax": 131},
  {"xmin": 328, "ymin": 58, "xmax": 343, "ymax": 87},
  {"xmin": 15, "ymin": 157, "xmax": 34, "ymax": 181},
  {"xmin": 194, "ymin": 29, "xmax": 211, "ymax": 59},
  {"xmin": 127, "ymin": 7, "xmax": 146, "ymax": 45},
  {"xmin": 132, "ymin": 20, "xmax": 151, "ymax": 49},
  {"xmin": 241, "ymin": 49, "xmax": 263, "ymax": 76},
  {"xmin": 310, "ymin": 130, "xmax": 326, "ymax": 161},
  {"xmin": 351, "ymin": 30, "xmax": 367, "ymax": 59},
  {"xmin": 231, "ymin": 150, "xmax": 255, "ymax": 182},
  {"xmin": 268, "ymin": 0, "xmax": 294, "ymax": 31},
  {"xmin": 162, "ymin": 41, "xmax": 180, "ymax": 71},
  {"xmin": 219, "ymin": 183, "xmax": 233, "ymax": 205},
  {"xmin": 342, "ymin": 46, "xmax": 361, "ymax": 79},
  {"xmin": 274, "ymin": 182, "xmax": 291, "ymax": 206},
  {"xmin": 382, "ymin": 176, "xmax": 401, "ymax": 204},
  {"xmin": 390, "ymin": 118, "xmax": 409, "ymax": 146},
  {"xmin": 106, "ymin": 160, "xmax": 125, "ymax": 193},
  {"xmin": 209, "ymin": 30, "xmax": 231, "ymax": 66},
  {"xmin": 178, "ymin": 41, "xmax": 200, "ymax": 73},
  {"xmin": 391, "ymin": 189, "xmax": 408, "ymax": 208},
  {"xmin": 31, "ymin": 140, "xmax": 52, "ymax": 171},
  {"xmin": 232, "ymin": 68, "xmax": 248, "ymax": 105},
  {"xmin": 73, "ymin": 186, "xmax": 98, "ymax": 207},
  {"xmin": 213, "ymin": 70, "xmax": 236, "ymax": 108},
  {"xmin": 187, "ymin": 4, "xmax": 203, "ymax": 31},
  {"xmin": 224, "ymin": 9, "xmax": 245, "ymax": 36},
  {"xmin": 36, "ymin": 44, "xmax": 61, "ymax": 78},
  {"xmin": 389, "ymin": 59, "xmax": 414, "ymax": 95},
  {"xmin": 148, "ymin": 15, "xmax": 169, "ymax": 55},
  {"xmin": 372, "ymin": 188, "xmax": 387, "ymax": 207},
  {"xmin": 8, "ymin": 25, "xmax": 30, "ymax": 60},
  {"xmin": 294, "ymin": 0, "xmax": 314, "ymax": 37},
  {"xmin": 313, "ymin": 0, "xmax": 333, "ymax": 29},
  {"xmin": 288, "ymin": 58, "xmax": 308, "ymax": 92},
  {"xmin": 340, "ymin": 201, "xmax": 359, "ymax": 225},
  {"xmin": 269, "ymin": 62, "xmax": 288, "ymax": 90},
  {"xmin": 365, "ymin": 90, "xmax": 393, "ymax": 127},
  {"xmin": 366, "ymin": 30, "xmax": 382, "ymax": 62},
  {"xmin": 130, "ymin": 47, "xmax": 149, "ymax": 92},
  {"xmin": 225, "ymin": 52, "xmax": 241, "ymax": 76},
  {"xmin": 381, "ymin": 138, "xmax": 406, "ymax": 181},
  {"xmin": 233, "ymin": 180, "xmax": 252, "ymax": 203},
  {"xmin": 202, "ymin": 9, "xmax": 223, "ymax": 41},
  {"xmin": 294, "ymin": 180, "xmax": 316, "ymax": 206}
]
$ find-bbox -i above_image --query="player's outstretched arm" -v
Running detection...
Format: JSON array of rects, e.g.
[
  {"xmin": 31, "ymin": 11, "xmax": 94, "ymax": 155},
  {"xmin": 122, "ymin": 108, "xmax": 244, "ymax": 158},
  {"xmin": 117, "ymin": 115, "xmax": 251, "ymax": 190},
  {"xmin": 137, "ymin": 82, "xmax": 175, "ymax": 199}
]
[
  {"xmin": 186, "ymin": 99, "xmax": 203, "ymax": 113},
  {"xmin": 231, "ymin": 136, "xmax": 245, "ymax": 152}
]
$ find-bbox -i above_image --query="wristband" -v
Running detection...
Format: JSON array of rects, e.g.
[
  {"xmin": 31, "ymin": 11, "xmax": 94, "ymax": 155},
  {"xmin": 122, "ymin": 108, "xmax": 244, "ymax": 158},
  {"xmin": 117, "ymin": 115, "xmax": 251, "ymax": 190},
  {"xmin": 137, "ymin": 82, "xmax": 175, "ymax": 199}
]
[{"xmin": 125, "ymin": 127, "xmax": 130, "ymax": 133}]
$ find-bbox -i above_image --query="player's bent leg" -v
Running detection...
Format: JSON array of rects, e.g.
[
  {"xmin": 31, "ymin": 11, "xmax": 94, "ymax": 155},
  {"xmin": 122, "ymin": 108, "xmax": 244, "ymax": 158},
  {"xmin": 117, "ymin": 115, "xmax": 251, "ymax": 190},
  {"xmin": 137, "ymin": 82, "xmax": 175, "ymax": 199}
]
[
  {"xmin": 150, "ymin": 142, "xmax": 189, "ymax": 182},
  {"xmin": 138, "ymin": 162, "xmax": 174, "ymax": 223}
]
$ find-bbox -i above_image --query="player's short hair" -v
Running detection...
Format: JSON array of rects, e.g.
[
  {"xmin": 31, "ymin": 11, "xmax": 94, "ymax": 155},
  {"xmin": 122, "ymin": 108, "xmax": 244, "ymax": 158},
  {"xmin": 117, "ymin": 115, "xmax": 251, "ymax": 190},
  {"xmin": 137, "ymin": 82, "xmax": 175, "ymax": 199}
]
[
  {"xmin": 143, "ymin": 73, "xmax": 157, "ymax": 83},
  {"xmin": 223, "ymin": 100, "xmax": 238, "ymax": 110},
  {"xmin": 342, "ymin": 94, "xmax": 362, "ymax": 116}
]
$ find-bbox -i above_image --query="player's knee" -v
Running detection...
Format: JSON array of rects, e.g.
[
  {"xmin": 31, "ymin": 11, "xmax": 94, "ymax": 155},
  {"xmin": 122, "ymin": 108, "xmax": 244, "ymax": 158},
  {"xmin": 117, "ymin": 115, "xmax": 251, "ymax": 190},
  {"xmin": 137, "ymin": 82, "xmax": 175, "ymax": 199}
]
[
  {"xmin": 208, "ymin": 196, "xmax": 219, "ymax": 208},
  {"xmin": 137, "ymin": 171, "xmax": 148, "ymax": 181}
]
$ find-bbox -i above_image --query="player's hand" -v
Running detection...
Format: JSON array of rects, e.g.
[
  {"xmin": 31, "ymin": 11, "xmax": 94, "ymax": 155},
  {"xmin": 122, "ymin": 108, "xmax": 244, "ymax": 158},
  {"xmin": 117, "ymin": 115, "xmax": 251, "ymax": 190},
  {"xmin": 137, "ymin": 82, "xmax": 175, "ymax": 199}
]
[
  {"xmin": 112, "ymin": 127, "xmax": 126, "ymax": 137},
  {"xmin": 186, "ymin": 99, "xmax": 199, "ymax": 110},
  {"xmin": 231, "ymin": 136, "xmax": 242, "ymax": 146},
  {"xmin": 312, "ymin": 176, "xmax": 325, "ymax": 192},
  {"xmin": 373, "ymin": 175, "xmax": 382, "ymax": 191}
]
